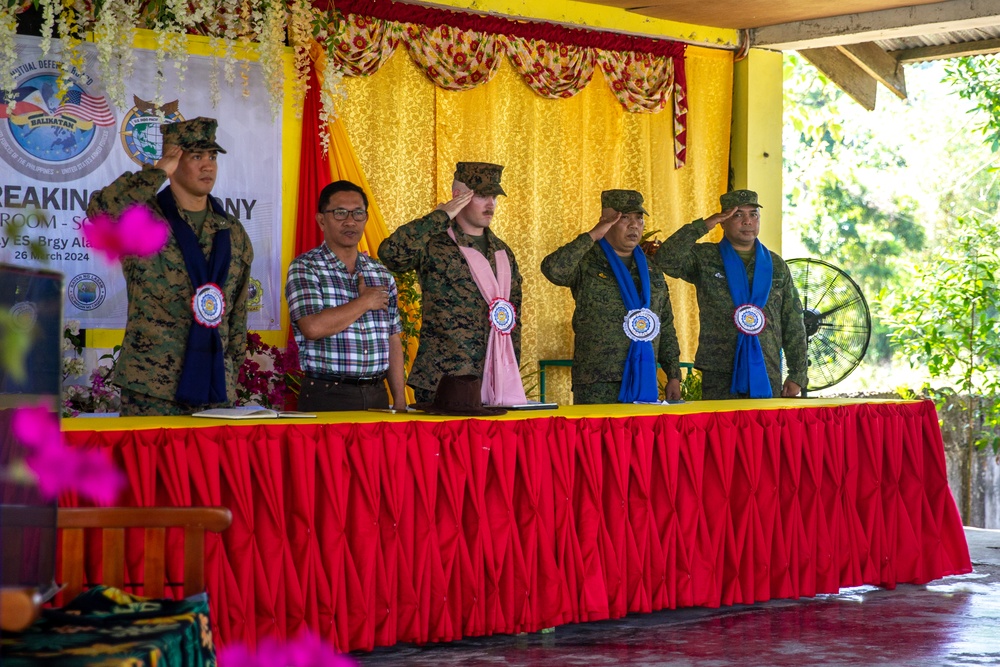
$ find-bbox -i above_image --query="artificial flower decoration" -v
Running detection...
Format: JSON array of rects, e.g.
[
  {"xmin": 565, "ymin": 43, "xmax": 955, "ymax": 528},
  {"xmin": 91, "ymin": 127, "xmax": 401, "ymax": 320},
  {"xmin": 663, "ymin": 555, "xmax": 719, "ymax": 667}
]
[
  {"xmin": 82, "ymin": 203, "xmax": 170, "ymax": 263},
  {"xmin": 218, "ymin": 631, "xmax": 357, "ymax": 667},
  {"xmin": 12, "ymin": 404, "xmax": 126, "ymax": 505}
]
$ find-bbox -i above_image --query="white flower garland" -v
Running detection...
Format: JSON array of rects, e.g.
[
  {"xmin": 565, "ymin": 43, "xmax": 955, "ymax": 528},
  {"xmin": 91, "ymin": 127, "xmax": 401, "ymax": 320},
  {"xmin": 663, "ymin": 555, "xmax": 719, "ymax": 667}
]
[{"xmin": 93, "ymin": 0, "xmax": 138, "ymax": 111}]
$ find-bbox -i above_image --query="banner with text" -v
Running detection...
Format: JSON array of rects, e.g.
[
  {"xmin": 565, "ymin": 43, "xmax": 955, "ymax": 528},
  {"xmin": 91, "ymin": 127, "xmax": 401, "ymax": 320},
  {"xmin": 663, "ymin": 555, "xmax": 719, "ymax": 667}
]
[{"xmin": 0, "ymin": 36, "xmax": 283, "ymax": 330}]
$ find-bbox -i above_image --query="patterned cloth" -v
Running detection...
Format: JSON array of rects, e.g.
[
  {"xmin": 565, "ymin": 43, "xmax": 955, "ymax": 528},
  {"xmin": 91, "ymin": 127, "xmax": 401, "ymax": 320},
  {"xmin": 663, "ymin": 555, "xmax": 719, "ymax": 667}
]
[
  {"xmin": 541, "ymin": 233, "xmax": 680, "ymax": 399},
  {"xmin": 0, "ymin": 586, "xmax": 216, "ymax": 666},
  {"xmin": 655, "ymin": 220, "xmax": 808, "ymax": 395},
  {"xmin": 286, "ymin": 244, "xmax": 402, "ymax": 378},
  {"xmin": 86, "ymin": 166, "xmax": 254, "ymax": 412},
  {"xmin": 378, "ymin": 210, "xmax": 522, "ymax": 394}
]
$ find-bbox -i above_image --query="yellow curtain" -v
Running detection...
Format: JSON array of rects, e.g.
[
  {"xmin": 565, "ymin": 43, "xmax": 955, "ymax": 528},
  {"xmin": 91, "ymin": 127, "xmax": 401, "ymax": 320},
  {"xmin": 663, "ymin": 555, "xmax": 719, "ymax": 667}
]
[{"xmin": 338, "ymin": 45, "xmax": 732, "ymax": 404}]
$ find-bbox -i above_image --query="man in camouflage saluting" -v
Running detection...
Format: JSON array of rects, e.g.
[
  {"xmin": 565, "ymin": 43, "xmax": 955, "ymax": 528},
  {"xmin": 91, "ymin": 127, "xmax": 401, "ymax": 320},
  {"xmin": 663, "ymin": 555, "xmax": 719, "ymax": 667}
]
[
  {"xmin": 542, "ymin": 190, "xmax": 681, "ymax": 404},
  {"xmin": 655, "ymin": 189, "xmax": 806, "ymax": 399},
  {"xmin": 378, "ymin": 162, "xmax": 525, "ymax": 405},
  {"xmin": 87, "ymin": 117, "xmax": 254, "ymax": 416}
]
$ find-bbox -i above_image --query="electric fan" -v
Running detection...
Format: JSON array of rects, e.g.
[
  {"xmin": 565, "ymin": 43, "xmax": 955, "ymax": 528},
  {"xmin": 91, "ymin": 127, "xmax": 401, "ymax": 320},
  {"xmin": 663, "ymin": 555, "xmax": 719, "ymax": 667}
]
[{"xmin": 785, "ymin": 258, "xmax": 871, "ymax": 392}]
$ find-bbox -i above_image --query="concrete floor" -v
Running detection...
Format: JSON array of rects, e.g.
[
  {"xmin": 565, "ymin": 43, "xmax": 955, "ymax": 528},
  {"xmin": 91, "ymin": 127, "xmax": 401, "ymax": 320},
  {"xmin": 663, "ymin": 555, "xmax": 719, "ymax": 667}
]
[{"xmin": 356, "ymin": 528, "xmax": 1000, "ymax": 666}]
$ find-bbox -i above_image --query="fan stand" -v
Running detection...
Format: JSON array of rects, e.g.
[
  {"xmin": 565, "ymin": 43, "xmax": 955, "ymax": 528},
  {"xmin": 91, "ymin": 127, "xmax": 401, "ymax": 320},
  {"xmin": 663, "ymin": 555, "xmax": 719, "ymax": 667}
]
[{"xmin": 800, "ymin": 308, "xmax": 822, "ymax": 398}]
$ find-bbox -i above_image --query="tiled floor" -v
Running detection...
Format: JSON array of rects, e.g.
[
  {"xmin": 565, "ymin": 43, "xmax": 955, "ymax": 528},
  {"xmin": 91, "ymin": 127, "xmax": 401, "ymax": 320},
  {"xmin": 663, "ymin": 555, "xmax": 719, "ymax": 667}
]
[{"xmin": 357, "ymin": 528, "xmax": 1000, "ymax": 666}]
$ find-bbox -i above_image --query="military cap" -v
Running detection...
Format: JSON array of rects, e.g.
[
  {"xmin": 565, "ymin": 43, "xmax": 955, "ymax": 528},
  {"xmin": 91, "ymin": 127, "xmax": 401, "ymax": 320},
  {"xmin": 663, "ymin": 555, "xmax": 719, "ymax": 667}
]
[
  {"xmin": 720, "ymin": 189, "xmax": 763, "ymax": 209},
  {"xmin": 601, "ymin": 189, "xmax": 649, "ymax": 215},
  {"xmin": 161, "ymin": 117, "xmax": 227, "ymax": 153},
  {"xmin": 454, "ymin": 162, "xmax": 506, "ymax": 196}
]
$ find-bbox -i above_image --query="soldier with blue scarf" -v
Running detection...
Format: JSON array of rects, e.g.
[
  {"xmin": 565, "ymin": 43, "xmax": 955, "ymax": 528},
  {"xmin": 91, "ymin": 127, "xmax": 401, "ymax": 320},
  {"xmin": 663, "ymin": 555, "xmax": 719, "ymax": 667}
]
[
  {"xmin": 656, "ymin": 190, "xmax": 807, "ymax": 399},
  {"xmin": 542, "ymin": 190, "xmax": 681, "ymax": 405}
]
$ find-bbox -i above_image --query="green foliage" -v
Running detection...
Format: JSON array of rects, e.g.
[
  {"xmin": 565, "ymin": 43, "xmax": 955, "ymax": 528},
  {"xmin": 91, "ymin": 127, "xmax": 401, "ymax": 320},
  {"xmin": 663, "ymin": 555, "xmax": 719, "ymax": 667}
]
[
  {"xmin": 883, "ymin": 213, "xmax": 1000, "ymax": 452},
  {"xmin": 942, "ymin": 55, "xmax": 1000, "ymax": 153},
  {"xmin": 0, "ymin": 310, "xmax": 31, "ymax": 384},
  {"xmin": 392, "ymin": 270, "xmax": 422, "ymax": 371},
  {"xmin": 680, "ymin": 368, "xmax": 701, "ymax": 402},
  {"xmin": 797, "ymin": 178, "xmax": 924, "ymax": 361}
]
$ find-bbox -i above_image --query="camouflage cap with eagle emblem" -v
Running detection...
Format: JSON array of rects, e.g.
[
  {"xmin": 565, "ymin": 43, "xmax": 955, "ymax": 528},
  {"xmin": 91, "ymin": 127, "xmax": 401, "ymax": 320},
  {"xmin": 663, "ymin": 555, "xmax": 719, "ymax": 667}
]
[
  {"xmin": 161, "ymin": 117, "xmax": 227, "ymax": 154},
  {"xmin": 601, "ymin": 189, "xmax": 649, "ymax": 215},
  {"xmin": 720, "ymin": 189, "xmax": 763, "ymax": 209}
]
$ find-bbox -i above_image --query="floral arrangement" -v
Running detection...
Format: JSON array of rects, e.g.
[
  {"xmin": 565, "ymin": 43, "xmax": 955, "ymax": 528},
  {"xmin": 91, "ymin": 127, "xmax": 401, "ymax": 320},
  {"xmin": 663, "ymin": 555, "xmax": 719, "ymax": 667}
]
[
  {"xmin": 236, "ymin": 332, "xmax": 301, "ymax": 409},
  {"xmin": 62, "ymin": 321, "xmax": 121, "ymax": 417},
  {"xmin": 2, "ymin": 1, "xmax": 349, "ymax": 150}
]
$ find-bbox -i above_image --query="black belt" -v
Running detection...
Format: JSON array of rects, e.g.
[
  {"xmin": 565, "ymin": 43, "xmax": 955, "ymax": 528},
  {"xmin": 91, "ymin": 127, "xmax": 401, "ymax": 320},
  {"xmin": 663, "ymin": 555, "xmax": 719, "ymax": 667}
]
[{"xmin": 305, "ymin": 371, "xmax": 386, "ymax": 386}]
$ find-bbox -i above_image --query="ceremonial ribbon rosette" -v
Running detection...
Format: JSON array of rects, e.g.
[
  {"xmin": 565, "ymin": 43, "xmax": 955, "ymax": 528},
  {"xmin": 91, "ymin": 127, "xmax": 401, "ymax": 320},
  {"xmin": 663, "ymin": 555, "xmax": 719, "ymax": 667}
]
[
  {"xmin": 192, "ymin": 283, "xmax": 226, "ymax": 328},
  {"xmin": 488, "ymin": 297, "xmax": 517, "ymax": 335},
  {"xmin": 733, "ymin": 303, "xmax": 766, "ymax": 336},
  {"xmin": 623, "ymin": 307, "xmax": 660, "ymax": 342}
]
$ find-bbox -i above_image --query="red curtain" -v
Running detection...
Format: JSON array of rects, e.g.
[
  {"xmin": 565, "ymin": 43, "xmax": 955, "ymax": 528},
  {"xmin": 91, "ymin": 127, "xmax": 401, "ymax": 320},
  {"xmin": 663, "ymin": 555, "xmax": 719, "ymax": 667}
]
[
  {"xmin": 294, "ymin": 65, "xmax": 332, "ymax": 257},
  {"xmin": 61, "ymin": 400, "xmax": 971, "ymax": 652}
]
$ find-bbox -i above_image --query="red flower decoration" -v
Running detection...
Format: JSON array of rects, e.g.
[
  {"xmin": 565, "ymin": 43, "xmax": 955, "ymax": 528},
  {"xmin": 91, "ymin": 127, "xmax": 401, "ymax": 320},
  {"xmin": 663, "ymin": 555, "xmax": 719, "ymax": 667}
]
[
  {"xmin": 613, "ymin": 81, "xmax": 624, "ymax": 91},
  {"xmin": 560, "ymin": 46, "xmax": 569, "ymax": 57},
  {"xmin": 353, "ymin": 36, "xmax": 367, "ymax": 49},
  {"xmin": 470, "ymin": 40, "xmax": 480, "ymax": 51},
  {"xmin": 536, "ymin": 44, "xmax": 546, "ymax": 57},
  {"xmin": 354, "ymin": 16, "xmax": 366, "ymax": 28},
  {"xmin": 427, "ymin": 66, "xmax": 439, "ymax": 77},
  {"xmin": 338, "ymin": 41, "xmax": 350, "ymax": 52},
  {"xmin": 455, "ymin": 52, "xmax": 467, "ymax": 65},
  {"xmin": 441, "ymin": 25, "xmax": 450, "ymax": 38},
  {"xmin": 456, "ymin": 76, "xmax": 467, "ymax": 84},
  {"xmin": 471, "ymin": 71, "xmax": 482, "ymax": 82}
]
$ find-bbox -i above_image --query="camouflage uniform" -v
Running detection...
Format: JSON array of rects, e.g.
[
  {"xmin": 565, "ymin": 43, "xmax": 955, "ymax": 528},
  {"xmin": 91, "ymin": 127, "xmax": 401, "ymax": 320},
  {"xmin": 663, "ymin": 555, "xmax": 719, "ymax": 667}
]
[
  {"xmin": 654, "ymin": 190, "xmax": 807, "ymax": 399},
  {"xmin": 378, "ymin": 162, "xmax": 521, "ymax": 398},
  {"xmin": 541, "ymin": 190, "xmax": 680, "ymax": 404},
  {"xmin": 86, "ymin": 118, "xmax": 253, "ymax": 415}
]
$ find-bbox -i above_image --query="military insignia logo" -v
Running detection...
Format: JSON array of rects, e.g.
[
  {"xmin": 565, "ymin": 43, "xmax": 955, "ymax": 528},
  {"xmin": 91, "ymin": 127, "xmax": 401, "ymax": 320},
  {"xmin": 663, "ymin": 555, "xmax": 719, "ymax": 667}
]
[
  {"xmin": 247, "ymin": 277, "xmax": 263, "ymax": 312},
  {"xmin": 120, "ymin": 96, "xmax": 185, "ymax": 166},
  {"xmin": 0, "ymin": 63, "xmax": 116, "ymax": 182},
  {"xmin": 734, "ymin": 304, "xmax": 766, "ymax": 336},
  {"xmin": 623, "ymin": 308, "xmax": 660, "ymax": 342},
  {"xmin": 192, "ymin": 283, "xmax": 226, "ymax": 328},
  {"xmin": 488, "ymin": 297, "xmax": 517, "ymax": 335},
  {"xmin": 67, "ymin": 273, "xmax": 107, "ymax": 311}
]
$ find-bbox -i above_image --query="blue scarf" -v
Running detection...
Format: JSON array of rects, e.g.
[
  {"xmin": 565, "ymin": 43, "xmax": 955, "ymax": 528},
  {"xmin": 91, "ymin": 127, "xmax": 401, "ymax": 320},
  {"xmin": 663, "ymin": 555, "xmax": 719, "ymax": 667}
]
[
  {"xmin": 598, "ymin": 239, "xmax": 659, "ymax": 403},
  {"xmin": 156, "ymin": 188, "xmax": 231, "ymax": 406},
  {"xmin": 719, "ymin": 237, "xmax": 773, "ymax": 398}
]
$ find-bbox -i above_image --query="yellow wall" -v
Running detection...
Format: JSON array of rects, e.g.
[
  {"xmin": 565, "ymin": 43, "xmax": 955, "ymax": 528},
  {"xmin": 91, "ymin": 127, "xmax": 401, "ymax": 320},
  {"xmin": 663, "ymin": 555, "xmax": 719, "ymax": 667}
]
[{"xmin": 730, "ymin": 48, "xmax": 783, "ymax": 252}]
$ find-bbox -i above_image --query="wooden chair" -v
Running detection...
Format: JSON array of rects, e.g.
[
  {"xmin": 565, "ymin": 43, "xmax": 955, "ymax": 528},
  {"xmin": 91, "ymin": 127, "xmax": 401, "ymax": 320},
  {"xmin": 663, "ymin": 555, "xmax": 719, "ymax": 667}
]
[{"xmin": 57, "ymin": 506, "xmax": 232, "ymax": 602}]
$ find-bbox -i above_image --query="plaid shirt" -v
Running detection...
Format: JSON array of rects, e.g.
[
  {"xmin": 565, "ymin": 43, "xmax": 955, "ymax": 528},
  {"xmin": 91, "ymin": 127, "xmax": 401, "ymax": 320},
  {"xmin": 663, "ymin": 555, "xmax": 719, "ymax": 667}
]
[{"xmin": 285, "ymin": 244, "xmax": 402, "ymax": 377}]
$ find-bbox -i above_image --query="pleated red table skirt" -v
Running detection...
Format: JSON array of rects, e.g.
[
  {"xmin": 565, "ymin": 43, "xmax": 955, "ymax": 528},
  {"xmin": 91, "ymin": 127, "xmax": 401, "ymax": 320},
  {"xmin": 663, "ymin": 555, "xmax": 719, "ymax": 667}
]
[{"xmin": 61, "ymin": 400, "xmax": 971, "ymax": 652}]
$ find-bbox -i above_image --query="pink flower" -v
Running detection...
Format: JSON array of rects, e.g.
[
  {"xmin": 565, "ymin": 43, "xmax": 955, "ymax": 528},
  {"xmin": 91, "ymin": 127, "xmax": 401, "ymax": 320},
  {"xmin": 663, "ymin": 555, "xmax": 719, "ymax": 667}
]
[
  {"xmin": 83, "ymin": 203, "xmax": 169, "ymax": 263},
  {"xmin": 12, "ymin": 405, "xmax": 125, "ymax": 505},
  {"xmin": 218, "ymin": 632, "xmax": 356, "ymax": 667}
]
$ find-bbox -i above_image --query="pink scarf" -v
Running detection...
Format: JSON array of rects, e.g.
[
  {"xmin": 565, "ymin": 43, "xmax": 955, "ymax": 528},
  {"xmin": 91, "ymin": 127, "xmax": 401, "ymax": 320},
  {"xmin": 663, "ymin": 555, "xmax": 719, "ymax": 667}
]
[{"xmin": 449, "ymin": 227, "xmax": 527, "ymax": 406}]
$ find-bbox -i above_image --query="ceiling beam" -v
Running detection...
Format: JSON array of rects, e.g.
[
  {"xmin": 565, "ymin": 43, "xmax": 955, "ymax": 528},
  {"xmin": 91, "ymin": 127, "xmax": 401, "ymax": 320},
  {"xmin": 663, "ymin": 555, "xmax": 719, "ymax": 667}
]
[
  {"xmin": 799, "ymin": 47, "xmax": 877, "ymax": 111},
  {"xmin": 838, "ymin": 42, "xmax": 906, "ymax": 99},
  {"xmin": 893, "ymin": 37, "xmax": 1000, "ymax": 63},
  {"xmin": 752, "ymin": 0, "xmax": 1000, "ymax": 51}
]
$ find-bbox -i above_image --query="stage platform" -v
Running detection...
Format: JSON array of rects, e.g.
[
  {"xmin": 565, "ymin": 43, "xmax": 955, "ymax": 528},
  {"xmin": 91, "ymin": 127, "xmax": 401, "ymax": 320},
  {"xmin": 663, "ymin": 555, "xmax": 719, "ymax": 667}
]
[{"xmin": 61, "ymin": 398, "xmax": 972, "ymax": 652}]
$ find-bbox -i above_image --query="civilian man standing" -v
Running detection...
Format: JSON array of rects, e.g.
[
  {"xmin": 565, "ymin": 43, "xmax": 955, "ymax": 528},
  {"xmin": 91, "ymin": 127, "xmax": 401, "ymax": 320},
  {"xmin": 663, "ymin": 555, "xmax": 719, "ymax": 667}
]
[{"xmin": 285, "ymin": 180, "xmax": 407, "ymax": 411}]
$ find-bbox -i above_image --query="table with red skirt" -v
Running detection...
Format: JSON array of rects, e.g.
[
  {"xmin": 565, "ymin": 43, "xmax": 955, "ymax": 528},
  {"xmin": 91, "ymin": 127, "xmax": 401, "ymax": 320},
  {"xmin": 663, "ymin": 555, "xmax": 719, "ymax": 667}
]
[{"xmin": 61, "ymin": 398, "xmax": 972, "ymax": 652}]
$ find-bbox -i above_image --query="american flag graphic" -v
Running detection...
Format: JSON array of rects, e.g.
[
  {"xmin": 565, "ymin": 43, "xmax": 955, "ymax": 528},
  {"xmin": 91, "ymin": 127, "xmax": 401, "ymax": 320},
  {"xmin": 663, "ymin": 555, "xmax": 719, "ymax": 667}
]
[{"xmin": 53, "ymin": 89, "xmax": 116, "ymax": 126}]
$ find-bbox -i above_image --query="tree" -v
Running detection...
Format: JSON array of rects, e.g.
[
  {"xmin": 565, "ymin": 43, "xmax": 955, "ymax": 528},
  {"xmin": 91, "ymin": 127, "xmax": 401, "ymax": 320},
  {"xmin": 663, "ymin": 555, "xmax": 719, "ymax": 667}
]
[
  {"xmin": 884, "ymin": 213, "xmax": 1000, "ymax": 519},
  {"xmin": 942, "ymin": 55, "xmax": 1000, "ymax": 152},
  {"xmin": 796, "ymin": 178, "xmax": 924, "ymax": 360}
]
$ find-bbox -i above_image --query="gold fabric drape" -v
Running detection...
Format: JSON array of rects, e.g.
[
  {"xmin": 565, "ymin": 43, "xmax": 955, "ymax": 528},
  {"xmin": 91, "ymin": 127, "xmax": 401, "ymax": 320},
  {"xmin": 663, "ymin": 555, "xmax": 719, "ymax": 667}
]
[{"xmin": 338, "ymin": 46, "xmax": 732, "ymax": 404}]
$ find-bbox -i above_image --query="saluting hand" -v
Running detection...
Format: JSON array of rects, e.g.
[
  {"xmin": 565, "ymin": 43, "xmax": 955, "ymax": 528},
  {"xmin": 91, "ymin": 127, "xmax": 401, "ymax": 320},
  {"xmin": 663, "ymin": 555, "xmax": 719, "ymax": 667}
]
[
  {"xmin": 357, "ymin": 273, "xmax": 389, "ymax": 311},
  {"xmin": 588, "ymin": 208, "xmax": 621, "ymax": 241},
  {"xmin": 155, "ymin": 143, "xmax": 182, "ymax": 178},
  {"xmin": 703, "ymin": 207, "xmax": 738, "ymax": 231},
  {"xmin": 435, "ymin": 189, "xmax": 475, "ymax": 220}
]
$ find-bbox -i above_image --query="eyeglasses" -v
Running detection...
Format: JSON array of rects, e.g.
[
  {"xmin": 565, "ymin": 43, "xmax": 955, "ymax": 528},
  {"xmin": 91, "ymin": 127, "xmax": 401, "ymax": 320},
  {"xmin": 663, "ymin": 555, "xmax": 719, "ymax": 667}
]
[{"xmin": 323, "ymin": 208, "xmax": 369, "ymax": 221}]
